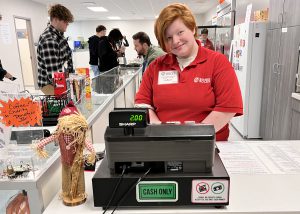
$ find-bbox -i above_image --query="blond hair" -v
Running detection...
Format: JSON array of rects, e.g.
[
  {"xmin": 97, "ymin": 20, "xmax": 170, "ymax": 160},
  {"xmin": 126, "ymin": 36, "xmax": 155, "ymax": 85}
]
[
  {"xmin": 154, "ymin": 3, "xmax": 198, "ymax": 52},
  {"xmin": 55, "ymin": 113, "xmax": 88, "ymax": 148}
]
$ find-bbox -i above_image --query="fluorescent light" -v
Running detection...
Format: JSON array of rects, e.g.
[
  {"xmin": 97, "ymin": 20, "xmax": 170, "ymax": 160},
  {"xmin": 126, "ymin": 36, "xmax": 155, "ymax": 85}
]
[
  {"xmin": 81, "ymin": 2, "xmax": 96, "ymax": 6},
  {"xmin": 107, "ymin": 16, "xmax": 121, "ymax": 20},
  {"xmin": 87, "ymin": 7, "xmax": 108, "ymax": 12}
]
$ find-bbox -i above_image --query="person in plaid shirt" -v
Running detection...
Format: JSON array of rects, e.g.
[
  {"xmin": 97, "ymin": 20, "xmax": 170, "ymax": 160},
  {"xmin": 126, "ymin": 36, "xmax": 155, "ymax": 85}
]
[{"xmin": 37, "ymin": 4, "xmax": 74, "ymax": 95}]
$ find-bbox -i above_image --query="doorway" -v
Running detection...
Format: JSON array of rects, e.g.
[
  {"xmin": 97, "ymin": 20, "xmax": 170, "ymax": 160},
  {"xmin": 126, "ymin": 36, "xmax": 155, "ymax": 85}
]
[{"xmin": 14, "ymin": 17, "xmax": 38, "ymax": 89}]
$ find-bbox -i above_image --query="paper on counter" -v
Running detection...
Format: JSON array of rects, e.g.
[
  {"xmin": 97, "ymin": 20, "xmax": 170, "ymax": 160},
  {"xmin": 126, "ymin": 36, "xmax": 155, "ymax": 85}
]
[{"xmin": 217, "ymin": 141, "xmax": 300, "ymax": 175}]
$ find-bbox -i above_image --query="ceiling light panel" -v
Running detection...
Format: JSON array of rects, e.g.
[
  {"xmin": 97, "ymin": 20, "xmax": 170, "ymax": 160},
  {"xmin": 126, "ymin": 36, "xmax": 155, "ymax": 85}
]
[
  {"xmin": 107, "ymin": 16, "xmax": 121, "ymax": 20},
  {"xmin": 81, "ymin": 1, "xmax": 96, "ymax": 6},
  {"xmin": 87, "ymin": 7, "xmax": 108, "ymax": 12}
]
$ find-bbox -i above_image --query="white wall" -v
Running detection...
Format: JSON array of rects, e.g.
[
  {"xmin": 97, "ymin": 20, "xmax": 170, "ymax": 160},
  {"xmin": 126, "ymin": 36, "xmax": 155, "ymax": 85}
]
[
  {"xmin": 66, "ymin": 20, "xmax": 157, "ymax": 61},
  {"xmin": 201, "ymin": 0, "xmax": 269, "ymax": 25},
  {"xmin": 202, "ymin": 7, "xmax": 218, "ymax": 25},
  {"xmin": 18, "ymin": 39, "xmax": 34, "ymax": 86},
  {"xmin": 66, "ymin": 14, "xmax": 205, "ymax": 62},
  {"xmin": 194, "ymin": 14, "xmax": 205, "ymax": 26},
  {"xmin": 235, "ymin": 0, "xmax": 269, "ymax": 24},
  {"xmin": 0, "ymin": 0, "xmax": 48, "ymax": 90}
]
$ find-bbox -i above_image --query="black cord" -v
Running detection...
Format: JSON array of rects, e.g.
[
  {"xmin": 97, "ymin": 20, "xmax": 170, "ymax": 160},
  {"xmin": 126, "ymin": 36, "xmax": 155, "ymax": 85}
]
[
  {"xmin": 111, "ymin": 168, "xmax": 151, "ymax": 214},
  {"xmin": 102, "ymin": 166, "xmax": 126, "ymax": 214}
]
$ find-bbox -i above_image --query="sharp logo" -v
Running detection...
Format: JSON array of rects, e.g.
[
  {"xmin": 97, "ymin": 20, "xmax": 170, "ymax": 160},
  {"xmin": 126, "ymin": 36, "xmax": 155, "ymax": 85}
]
[{"xmin": 119, "ymin": 122, "xmax": 136, "ymax": 126}]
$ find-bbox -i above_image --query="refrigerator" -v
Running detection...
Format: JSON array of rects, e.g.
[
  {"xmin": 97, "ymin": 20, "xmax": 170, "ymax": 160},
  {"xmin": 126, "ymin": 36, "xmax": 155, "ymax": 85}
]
[{"xmin": 230, "ymin": 22, "xmax": 267, "ymax": 138}]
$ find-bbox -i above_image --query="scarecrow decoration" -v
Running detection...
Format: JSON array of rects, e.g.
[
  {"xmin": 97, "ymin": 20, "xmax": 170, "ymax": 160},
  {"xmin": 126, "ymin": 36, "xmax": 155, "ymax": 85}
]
[{"xmin": 35, "ymin": 101, "xmax": 95, "ymax": 206}]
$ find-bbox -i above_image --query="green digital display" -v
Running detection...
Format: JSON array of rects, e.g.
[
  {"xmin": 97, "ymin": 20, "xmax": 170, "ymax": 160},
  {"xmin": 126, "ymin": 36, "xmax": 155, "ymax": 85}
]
[
  {"xmin": 109, "ymin": 109, "xmax": 148, "ymax": 128},
  {"xmin": 130, "ymin": 114, "xmax": 143, "ymax": 122}
]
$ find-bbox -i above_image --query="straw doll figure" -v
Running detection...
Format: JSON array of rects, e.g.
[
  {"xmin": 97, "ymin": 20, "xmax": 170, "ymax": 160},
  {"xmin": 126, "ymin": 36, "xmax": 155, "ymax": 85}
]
[{"xmin": 35, "ymin": 101, "xmax": 95, "ymax": 206}]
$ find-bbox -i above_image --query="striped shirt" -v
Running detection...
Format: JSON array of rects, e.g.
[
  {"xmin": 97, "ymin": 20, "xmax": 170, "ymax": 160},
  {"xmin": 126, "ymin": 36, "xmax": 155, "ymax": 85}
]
[{"xmin": 37, "ymin": 25, "xmax": 73, "ymax": 88}]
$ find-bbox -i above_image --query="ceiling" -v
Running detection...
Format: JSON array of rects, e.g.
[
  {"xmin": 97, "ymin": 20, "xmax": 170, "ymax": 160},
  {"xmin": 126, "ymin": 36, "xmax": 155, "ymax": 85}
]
[{"xmin": 31, "ymin": 0, "xmax": 218, "ymax": 21}]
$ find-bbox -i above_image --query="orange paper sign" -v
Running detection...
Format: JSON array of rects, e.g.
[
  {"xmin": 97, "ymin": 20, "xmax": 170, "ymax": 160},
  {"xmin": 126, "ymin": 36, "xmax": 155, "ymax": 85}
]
[{"xmin": 0, "ymin": 97, "xmax": 42, "ymax": 127}]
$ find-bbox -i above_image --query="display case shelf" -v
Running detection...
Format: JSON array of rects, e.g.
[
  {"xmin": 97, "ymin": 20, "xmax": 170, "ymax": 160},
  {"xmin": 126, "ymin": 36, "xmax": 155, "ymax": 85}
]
[{"xmin": 0, "ymin": 66, "xmax": 142, "ymax": 213}]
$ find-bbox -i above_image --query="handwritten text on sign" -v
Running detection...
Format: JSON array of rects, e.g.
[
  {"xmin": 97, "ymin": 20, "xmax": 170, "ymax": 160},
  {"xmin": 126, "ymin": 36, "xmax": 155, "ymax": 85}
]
[{"xmin": 0, "ymin": 97, "xmax": 42, "ymax": 127}]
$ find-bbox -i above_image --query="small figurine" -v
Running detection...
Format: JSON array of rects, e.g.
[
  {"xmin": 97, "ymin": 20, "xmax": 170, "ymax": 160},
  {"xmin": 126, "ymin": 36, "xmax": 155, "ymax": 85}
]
[
  {"xmin": 35, "ymin": 101, "xmax": 95, "ymax": 206},
  {"xmin": 2, "ymin": 161, "xmax": 31, "ymax": 179}
]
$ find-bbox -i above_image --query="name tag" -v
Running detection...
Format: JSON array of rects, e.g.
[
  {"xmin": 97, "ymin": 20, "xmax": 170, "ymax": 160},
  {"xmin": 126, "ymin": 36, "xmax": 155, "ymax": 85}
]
[{"xmin": 158, "ymin": 70, "xmax": 178, "ymax": 85}]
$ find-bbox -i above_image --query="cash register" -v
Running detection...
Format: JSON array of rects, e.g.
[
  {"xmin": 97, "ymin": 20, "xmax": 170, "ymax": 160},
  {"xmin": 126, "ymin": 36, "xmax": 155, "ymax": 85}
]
[{"xmin": 92, "ymin": 109, "xmax": 230, "ymax": 210}]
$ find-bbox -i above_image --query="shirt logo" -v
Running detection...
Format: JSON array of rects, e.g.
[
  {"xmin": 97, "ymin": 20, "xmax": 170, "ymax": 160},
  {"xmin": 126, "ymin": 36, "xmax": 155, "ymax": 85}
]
[
  {"xmin": 119, "ymin": 122, "xmax": 136, "ymax": 126},
  {"xmin": 194, "ymin": 77, "xmax": 211, "ymax": 83}
]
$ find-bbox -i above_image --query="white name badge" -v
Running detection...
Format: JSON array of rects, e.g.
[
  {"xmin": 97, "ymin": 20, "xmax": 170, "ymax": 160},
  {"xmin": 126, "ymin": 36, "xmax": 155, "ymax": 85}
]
[{"xmin": 158, "ymin": 70, "xmax": 179, "ymax": 85}]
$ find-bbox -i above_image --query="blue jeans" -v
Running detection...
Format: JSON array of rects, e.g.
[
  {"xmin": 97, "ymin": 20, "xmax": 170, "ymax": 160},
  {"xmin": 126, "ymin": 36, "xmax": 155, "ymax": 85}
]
[{"xmin": 90, "ymin": 65, "xmax": 100, "ymax": 77}]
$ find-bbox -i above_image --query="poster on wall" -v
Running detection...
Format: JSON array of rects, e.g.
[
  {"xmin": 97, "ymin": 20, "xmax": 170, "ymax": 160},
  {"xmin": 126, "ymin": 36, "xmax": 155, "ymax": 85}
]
[{"xmin": 0, "ymin": 22, "xmax": 12, "ymax": 44}]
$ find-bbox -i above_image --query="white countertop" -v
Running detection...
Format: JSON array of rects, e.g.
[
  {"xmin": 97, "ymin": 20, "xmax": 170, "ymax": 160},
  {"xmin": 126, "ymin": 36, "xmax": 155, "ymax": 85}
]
[
  {"xmin": 292, "ymin": 93, "xmax": 300, "ymax": 101},
  {"xmin": 43, "ymin": 141, "xmax": 300, "ymax": 214}
]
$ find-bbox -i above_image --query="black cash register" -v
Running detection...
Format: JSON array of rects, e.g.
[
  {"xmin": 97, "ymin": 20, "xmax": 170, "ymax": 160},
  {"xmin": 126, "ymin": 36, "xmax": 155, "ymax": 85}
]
[{"xmin": 92, "ymin": 109, "xmax": 230, "ymax": 210}]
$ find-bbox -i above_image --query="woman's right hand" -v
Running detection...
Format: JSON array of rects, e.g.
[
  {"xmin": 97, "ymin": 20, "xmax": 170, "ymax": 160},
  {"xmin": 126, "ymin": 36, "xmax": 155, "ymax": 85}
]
[{"xmin": 149, "ymin": 109, "xmax": 161, "ymax": 124}]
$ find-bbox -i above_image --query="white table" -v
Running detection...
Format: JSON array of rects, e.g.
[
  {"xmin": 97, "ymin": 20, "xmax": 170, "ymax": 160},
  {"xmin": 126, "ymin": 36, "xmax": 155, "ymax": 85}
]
[{"xmin": 43, "ymin": 141, "xmax": 300, "ymax": 214}]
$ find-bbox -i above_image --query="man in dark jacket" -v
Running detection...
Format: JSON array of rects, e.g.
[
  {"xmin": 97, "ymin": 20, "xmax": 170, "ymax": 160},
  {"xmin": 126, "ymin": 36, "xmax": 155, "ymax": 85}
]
[
  {"xmin": 98, "ymin": 29, "xmax": 124, "ymax": 72},
  {"xmin": 88, "ymin": 25, "xmax": 106, "ymax": 76}
]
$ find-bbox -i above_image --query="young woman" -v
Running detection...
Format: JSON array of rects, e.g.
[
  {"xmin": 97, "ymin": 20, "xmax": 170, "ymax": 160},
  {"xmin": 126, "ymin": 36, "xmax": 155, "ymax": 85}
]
[{"xmin": 135, "ymin": 3, "xmax": 243, "ymax": 141}]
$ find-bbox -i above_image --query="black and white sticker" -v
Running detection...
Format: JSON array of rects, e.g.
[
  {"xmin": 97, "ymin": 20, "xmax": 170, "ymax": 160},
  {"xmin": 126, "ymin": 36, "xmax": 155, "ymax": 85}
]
[{"xmin": 191, "ymin": 179, "xmax": 229, "ymax": 203}]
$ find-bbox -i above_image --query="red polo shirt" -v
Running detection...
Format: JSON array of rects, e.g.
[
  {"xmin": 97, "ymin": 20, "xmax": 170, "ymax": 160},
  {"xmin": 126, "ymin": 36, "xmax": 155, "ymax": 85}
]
[
  {"xmin": 203, "ymin": 38, "xmax": 215, "ymax": 51},
  {"xmin": 135, "ymin": 40, "xmax": 243, "ymax": 141}
]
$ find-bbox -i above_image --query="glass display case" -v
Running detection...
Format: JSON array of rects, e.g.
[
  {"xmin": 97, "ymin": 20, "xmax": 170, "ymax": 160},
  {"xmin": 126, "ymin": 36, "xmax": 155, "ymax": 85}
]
[
  {"xmin": 198, "ymin": 2, "xmax": 235, "ymax": 59},
  {"xmin": 0, "ymin": 143, "xmax": 59, "ymax": 180},
  {"xmin": 91, "ymin": 66, "xmax": 139, "ymax": 95},
  {"xmin": 0, "ymin": 92, "xmax": 61, "ymax": 213},
  {"xmin": 0, "ymin": 65, "xmax": 142, "ymax": 213},
  {"xmin": 0, "ymin": 190, "xmax": 20, "ymax": 213},
  {"xmin": 198, "ymin": 24, "xmax": 232, "ymax": 59},
  {"xmin": 79, "ymin": 66, "xmax": 140, "ymax": 123},
  {"xmin": 0, "ymin": 143, "xmax": 60, "ymax": 214}
]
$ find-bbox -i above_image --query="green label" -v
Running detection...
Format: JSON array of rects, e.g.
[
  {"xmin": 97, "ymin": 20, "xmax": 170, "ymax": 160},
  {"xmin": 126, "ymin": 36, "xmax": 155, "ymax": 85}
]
[{"xmin": 136, "ymin": 181, "xmax": 178, "ymax": 202}]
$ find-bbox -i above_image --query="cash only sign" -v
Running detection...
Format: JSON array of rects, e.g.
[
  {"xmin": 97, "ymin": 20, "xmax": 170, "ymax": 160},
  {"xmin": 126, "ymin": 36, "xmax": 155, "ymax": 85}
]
[{"xmin": 136, "ymin": 181, "xmax": 178, "ymax": 202}]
